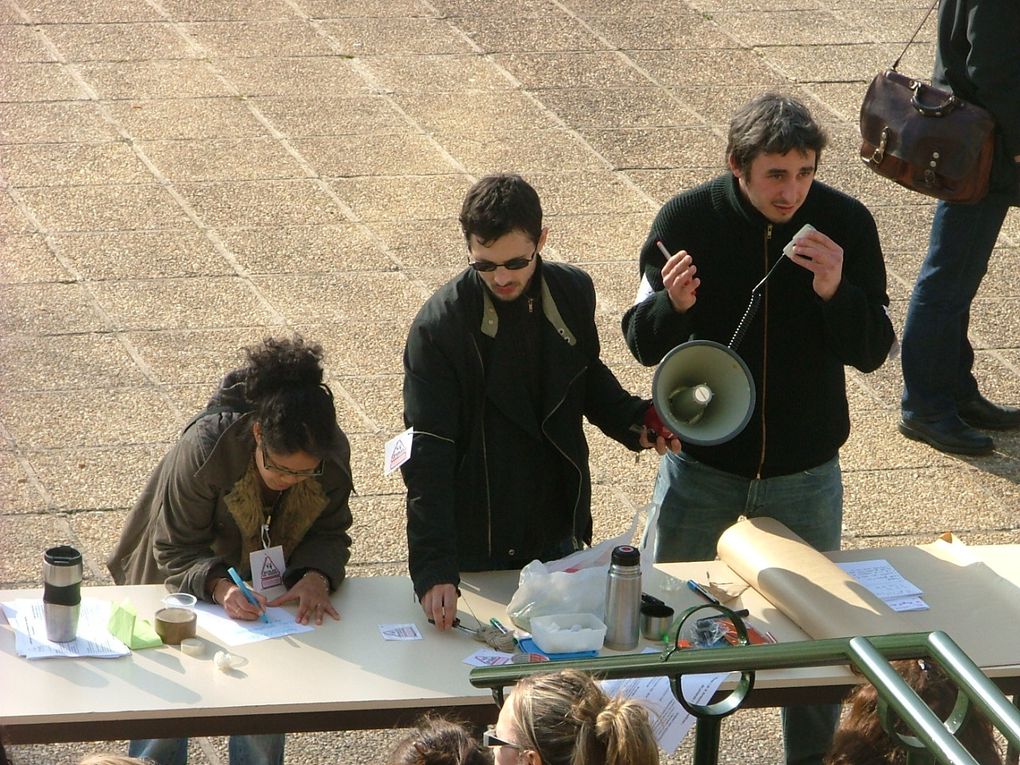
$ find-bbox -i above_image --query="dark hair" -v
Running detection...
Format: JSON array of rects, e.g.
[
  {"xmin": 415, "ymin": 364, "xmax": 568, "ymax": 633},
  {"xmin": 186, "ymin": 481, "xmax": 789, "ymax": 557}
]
[
  {"xmin": 387, "ymin": 715, "xmax": 492, "ymax": 765},
  {"xmin": 726, "ymin": 92, "xmax": 828, "ymax": 175},
  {"xmin": 459, "ymin": 173, "xmax": 543, "ymax": 248},
  {"xmin": 242, "ymin": 335, "xmax": 339, "ymax": 459},
  {"xmin": 825, "ymin": 660, "xmax": 1002, "ymax": 765}
]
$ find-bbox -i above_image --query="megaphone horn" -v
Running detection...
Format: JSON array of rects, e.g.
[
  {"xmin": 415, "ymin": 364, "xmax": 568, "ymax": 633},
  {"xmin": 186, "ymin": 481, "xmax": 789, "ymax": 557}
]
[{"xmin": 652, "ymin": 340, "xmax": 755, "ymax": 447}]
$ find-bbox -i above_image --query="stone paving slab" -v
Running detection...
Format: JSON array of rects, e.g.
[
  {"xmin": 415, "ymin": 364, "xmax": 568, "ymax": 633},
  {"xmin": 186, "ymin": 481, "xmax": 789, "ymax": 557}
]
[{"xmin": 2, "ymin": 0, "xmax": 1018, "ymax": 763}]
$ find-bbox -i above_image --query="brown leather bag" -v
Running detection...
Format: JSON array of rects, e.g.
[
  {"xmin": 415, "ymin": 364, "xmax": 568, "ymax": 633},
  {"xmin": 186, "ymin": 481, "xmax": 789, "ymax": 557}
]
[{"xmin": 859, "ymin": 68, "xmax": 996, "ymax": 204}]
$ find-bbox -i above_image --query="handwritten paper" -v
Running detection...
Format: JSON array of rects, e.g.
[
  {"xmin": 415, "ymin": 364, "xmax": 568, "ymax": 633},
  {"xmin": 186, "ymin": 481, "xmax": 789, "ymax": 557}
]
[
  {"xmin": 838, "ymin": 559, "xmax": 929, "ymax": 611},
  {"xmin": 193, "ymin": 602, "xmax": 313, "ymax": 646},
  {"xmin": 2, "ymin": 599, "xmax": 130, "ymax": 660}
]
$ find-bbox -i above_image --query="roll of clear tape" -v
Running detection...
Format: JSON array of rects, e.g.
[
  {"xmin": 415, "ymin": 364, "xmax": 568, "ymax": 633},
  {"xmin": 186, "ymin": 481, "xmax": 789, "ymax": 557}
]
[{"xmin": 180, "ymin": 637, "xmax": 204, "ymax": 656}]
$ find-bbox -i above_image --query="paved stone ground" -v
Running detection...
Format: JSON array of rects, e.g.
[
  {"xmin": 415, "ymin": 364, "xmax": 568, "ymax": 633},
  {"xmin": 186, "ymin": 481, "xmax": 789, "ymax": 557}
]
[{"xmin": 1, "ymin": 0, "xmax": 1018, "ymax": 762}]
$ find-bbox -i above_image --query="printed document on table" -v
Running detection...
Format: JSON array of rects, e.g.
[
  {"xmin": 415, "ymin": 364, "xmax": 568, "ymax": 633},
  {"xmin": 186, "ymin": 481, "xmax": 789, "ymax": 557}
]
[
  {"xmin": 1, "ymin": 599, "xmax": 130, "ymax": 660},
  {"xmin": 601, "ymin": 662, "xmax": 726, "ymax": 754},
  {"xmin": 193, "ymin": 602, "xmax": 314, "ymax": 646},
  {"xmin": 837, "ymin": 559, "xmax": 928, "ymax": 610}
]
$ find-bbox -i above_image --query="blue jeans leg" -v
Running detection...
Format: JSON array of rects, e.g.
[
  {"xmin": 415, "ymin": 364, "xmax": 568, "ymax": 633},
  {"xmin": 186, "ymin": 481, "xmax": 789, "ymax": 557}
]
[
  {"xmin": 652, "ymin": 451, "xmax": 843, "ymax": 764},
  {"xmin": 901, "ymin": 199, "xmax": 1009, "ymax": 421},
  {"xmin": 228, "ymin": 734, "xmax": 285, "ymax": 765},
  {"xmin": 129, "ymin": 738, "xmax": 188, "ymax": 765},
  {"xmin": 651, "ymin": 452, "xmax": 746, "ymax": 563}
]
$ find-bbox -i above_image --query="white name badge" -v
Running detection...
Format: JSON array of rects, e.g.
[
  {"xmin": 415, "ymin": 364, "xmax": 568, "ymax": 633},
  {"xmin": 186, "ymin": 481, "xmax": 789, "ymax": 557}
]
[
  {"xmin": 250, "ymin": 545, "xmax": 287, "ymax": 599},
  {"xmin": 384, "ymin": 427, "xmax": 414, "ymax": 476}
]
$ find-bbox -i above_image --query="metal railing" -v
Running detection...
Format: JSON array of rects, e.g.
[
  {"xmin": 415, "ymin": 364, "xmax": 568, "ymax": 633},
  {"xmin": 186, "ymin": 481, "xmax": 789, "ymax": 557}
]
[{"xmin": 470, "ymin": 621, "xmax": 1020, "ymax": 765}]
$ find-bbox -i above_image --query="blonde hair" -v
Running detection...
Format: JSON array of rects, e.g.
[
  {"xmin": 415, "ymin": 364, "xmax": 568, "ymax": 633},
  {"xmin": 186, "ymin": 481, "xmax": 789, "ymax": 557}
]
[
  {"xmin": 79, "ymin": 756, "xmax": 150, "ymax": 765},
  {"xmin": 511, "ymin": 669, "xmax": 659, "ymax": 765}
]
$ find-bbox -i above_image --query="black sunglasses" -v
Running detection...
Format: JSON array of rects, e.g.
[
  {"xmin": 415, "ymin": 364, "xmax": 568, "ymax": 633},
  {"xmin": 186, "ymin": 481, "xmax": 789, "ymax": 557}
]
[
  {"xmin": 482, "ymin": 728, "xmax": 525, "ymax": 750},
  {"xmin": 467, "ymin": 248, "xmax": 538, "ymax": 273}
]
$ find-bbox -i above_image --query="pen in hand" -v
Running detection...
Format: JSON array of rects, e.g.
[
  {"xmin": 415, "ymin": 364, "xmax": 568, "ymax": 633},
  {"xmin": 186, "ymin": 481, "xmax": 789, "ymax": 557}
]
[{"xmin": 227, "ymin": 567, "xmax": 269, "ymax": 623}]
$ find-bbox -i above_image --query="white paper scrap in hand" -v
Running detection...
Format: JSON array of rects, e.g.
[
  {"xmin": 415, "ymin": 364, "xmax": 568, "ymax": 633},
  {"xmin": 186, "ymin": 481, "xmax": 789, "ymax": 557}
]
[
  {"xmin": 379, "ymin": 623, "xmax": 423, "ymax": 641},
  {"xmin": 193, "ymin": 601, "xmax": 314, "ymax": 646},
  {"xmin": 2, "ymin": 599, "xmax": 130, "ymax": 660}
]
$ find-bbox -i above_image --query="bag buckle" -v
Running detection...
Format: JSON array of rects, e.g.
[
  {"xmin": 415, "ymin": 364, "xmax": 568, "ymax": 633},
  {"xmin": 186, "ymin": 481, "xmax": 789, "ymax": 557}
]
[{"xmin": 866, "ymin": 127, "xmax": 889, "ymax": 164}]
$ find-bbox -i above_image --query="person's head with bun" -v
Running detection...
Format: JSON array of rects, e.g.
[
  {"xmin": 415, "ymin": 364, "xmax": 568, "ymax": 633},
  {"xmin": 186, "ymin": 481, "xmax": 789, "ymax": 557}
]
[
  {"xmin": 244, "ymin": 335, "xmax": 340, "ymax": 492},
  {"xmin": 489, "ymin": 669, "xmax": 659, "ymax": 765},
  {"xmin": 387, "ymin": 714, "xmax": 492, "ymax": 765}
]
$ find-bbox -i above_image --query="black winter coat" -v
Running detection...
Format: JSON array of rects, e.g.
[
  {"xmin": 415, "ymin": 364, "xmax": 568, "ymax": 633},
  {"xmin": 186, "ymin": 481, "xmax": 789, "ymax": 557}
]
[
  {"xmin": 402, "ymin": 261, "xmax": 648, "ymax": 598},
  {"xmin": 622, "ymin": 174, "xmax": 895, "ymax": 479},
  {"xmin": 934, "ymin": 0, "xmax": 1020, "ymax": 205}
]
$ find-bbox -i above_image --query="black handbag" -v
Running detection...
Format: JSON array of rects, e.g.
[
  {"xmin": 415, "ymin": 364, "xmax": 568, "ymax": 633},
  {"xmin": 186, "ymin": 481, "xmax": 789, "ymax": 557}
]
[{"xmin": 859, "ymin": 2, "xmax": 996, "ymax": 204}]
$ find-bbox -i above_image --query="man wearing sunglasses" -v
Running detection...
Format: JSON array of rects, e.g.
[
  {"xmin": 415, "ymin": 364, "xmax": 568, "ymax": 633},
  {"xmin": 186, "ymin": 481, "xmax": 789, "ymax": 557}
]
[{"xmin": 401, "ymin": 173, "xmax": 678, "ymax": 631}]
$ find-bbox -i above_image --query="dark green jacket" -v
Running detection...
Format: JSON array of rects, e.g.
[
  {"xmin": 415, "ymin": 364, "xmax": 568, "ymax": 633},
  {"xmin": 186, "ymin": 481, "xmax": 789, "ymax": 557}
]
[
  {"xmin": 934, "ymin": 0, "xmax": 1020, "ymax": 204},
  {"xmin": 402, "ymin": 261, "xmax": 648, "ymax": 598}
]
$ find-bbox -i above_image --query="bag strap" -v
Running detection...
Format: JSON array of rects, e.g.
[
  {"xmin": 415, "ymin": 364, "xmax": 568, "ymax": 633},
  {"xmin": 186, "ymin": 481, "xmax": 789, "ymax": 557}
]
[{"xmin": 892, "ymin": 0, "xmax": 939, "ymax": 70}]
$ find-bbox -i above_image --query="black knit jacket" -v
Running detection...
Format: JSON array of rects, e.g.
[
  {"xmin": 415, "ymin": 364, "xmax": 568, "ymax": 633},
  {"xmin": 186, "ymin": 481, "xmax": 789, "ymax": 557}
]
[{"xmin": 622, "ymin": 174, "xmax": 895, "ymax": 479}]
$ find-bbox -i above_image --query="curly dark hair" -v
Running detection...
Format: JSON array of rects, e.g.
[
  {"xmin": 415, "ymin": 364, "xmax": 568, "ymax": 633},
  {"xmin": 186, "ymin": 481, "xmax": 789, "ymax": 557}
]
[
  {"xmin": 386, "ymin": 715, "xmax": 492, "ymax": 765},
  {"xmin": 242, "ymin": 335, "xmax": 339, "ymax": 459},
  {"xmin": 825, "ymin": 659, "xmax": 1002, "ymax": 765}
]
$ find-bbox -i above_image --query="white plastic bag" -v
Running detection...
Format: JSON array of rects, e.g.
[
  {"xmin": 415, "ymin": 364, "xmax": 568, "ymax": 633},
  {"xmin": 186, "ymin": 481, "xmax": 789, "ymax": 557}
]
[{"xmin": 506, "ymin": 510, "xmax": 643, "ymax": 630}]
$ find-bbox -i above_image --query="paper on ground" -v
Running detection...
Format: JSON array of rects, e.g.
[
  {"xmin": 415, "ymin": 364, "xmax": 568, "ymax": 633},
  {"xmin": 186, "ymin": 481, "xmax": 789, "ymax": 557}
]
[
  {"xmin": 193, "ymin": 601, "xmax": 313, "ymax": 646},
  {"xmin": 2, "ymin": 599, "xmax": 130, "ymax": 660}
]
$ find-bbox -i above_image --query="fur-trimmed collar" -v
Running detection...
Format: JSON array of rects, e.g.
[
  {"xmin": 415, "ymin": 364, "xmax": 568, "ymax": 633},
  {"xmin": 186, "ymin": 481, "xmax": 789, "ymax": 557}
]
[{"xmin": 223, "ymin": 458, "xmax": 329, "ymax": 567}]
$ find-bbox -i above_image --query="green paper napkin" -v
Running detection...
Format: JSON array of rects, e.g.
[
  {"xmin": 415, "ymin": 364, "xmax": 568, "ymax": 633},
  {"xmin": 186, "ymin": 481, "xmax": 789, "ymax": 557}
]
[{"xmin": 107, "ymin": 599, "xmax": 163, "ymax": 649}]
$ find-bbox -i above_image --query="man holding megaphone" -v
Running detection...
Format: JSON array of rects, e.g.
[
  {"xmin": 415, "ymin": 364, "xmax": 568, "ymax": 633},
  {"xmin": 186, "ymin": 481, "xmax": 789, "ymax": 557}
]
[{"xmin": 622, "ymin": 93, "xmax": 896, "ymax": 765}]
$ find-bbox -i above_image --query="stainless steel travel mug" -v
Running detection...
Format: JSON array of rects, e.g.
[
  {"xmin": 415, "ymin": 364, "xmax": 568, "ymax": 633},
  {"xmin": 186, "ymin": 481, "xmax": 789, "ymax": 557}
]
[
  {"xmin": 42, "ymin": 545, "xmax": 83, "ymax": 643},
  {"xmin": 604, "ymin": 545, "xmax": 642, "ymax": 651}
]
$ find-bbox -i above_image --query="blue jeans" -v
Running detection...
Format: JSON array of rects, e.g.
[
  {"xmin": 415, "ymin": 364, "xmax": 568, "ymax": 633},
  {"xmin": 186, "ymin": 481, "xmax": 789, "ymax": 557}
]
[
  {"xmin": 652, "ymin": 451, "xmax": 843, "ymax": 765},
  {"xmin": 901, "ymin": 198, "xmax": 1010, "ymax": 421},
  {"xmin": 129, "ymin": 735, "xmax": 284, "ymax": 765}
]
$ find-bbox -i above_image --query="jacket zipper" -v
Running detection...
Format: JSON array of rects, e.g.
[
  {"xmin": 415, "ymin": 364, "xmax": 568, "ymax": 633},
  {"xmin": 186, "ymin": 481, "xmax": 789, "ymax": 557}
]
[
  {"xmin": 541, "ymin": 366, "xmax": 587, "ymax": 545},
  {"xmin": 756, "ymin": 223, "xmax": 773, "ymax": 479},
  {"xmin": 471, "ymin": 335, "xmax": 494, "ymax": 560}
]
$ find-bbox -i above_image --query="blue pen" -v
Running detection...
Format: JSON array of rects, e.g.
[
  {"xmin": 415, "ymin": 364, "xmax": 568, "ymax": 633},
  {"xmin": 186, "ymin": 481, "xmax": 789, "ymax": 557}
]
[
  {"xmin": 227, "ymin": 567, "xmax": 269, "ymax": 623},
  {"xmin": 687, "ymin": 579, "xmax": 721, "ymax": 605}
]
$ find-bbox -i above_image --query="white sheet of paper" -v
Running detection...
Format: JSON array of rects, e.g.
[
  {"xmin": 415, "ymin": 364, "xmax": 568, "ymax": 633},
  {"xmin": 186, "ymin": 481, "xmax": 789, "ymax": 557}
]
[
  {"xmin": 837, "ymin": 559, "xmax": 922, "ymax": 600},
  {"xmin": 193, "ymin": 601, "xmax": 313, "ymax": 646},
  {"xmin": 2, "ymin": 599, "xmax": 130, "ymax": 660},
  {"xmin": 600, "ymin": 658, "xmax": 727, "ymax": 754},
  {"xmin": 463, "ymin": 648, "xmax": 515, "ymax": 667},
  {"xmin": 384, "ymin": 428, "xmax": 414, "ymax": 476},
  {"xmin": 634, "ymin": 273, "xmax": 655, "ymax": 305},
  {"xmin": 379, "ymin": 623, "xmax": 423, "ymax": 641},
  {"xmin": 885, "ymin": 595, "xmax": 930, "ymax": 612}
]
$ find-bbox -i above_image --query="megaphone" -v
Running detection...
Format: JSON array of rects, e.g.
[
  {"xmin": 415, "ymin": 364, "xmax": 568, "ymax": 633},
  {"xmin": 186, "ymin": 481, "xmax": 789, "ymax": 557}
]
[{"xmin": 651, "ymin": 340, "xmax": 755, "ymax": 446}]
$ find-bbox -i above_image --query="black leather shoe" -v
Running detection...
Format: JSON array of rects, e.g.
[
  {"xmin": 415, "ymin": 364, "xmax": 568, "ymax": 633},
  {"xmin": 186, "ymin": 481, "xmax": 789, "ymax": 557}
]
[
  {"xmin": 898, "ymin": 415, "xmax": 994, "ymax": 455},
  {"xmin": 957, "ymin": 395, "xmax": 1020, "ymax": 430}
]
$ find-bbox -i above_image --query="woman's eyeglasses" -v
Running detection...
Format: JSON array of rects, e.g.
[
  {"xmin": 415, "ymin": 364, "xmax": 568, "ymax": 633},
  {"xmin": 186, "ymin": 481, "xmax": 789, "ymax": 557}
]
[
  {"xmin": 260, "ymin": 443, "xmax": 324, "ymax": 478},
  {"xmin": 482, "ymin": 728, "xmax": 525, "ymax": 750},
  {"xmin": 467, "ymin": 249, "xmax": 538, "ymax": 273}
]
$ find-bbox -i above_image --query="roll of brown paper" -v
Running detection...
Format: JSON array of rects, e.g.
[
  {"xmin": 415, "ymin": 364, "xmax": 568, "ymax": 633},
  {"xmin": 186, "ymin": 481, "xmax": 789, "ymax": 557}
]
[{"xmin": 155, "ymin": 607, "xmax": 197, "ymax": 645}]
